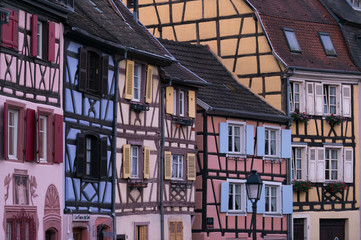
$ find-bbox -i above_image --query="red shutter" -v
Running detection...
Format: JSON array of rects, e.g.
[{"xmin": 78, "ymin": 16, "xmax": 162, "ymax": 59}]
[
  {"xmin": 48, "ymin": 21, "xmax": 55, "ymax": 62},
  {"xmin": 2, "ymin": 10, "xmax": 18, "ymax": 49},
  {"xmin": 53, "ymin": 114, "xmax": 63, "ymax": 163},
  {"xmin": 3, "ymin": 102, "xmax": 8, "ymax": 159},
  {"xmin": 25, "ymin": 109, "xmax": 35, "ymax": 162},
  {"xmin": 31, "ymin": 15, "xmax": 38, "ymax": 57}
]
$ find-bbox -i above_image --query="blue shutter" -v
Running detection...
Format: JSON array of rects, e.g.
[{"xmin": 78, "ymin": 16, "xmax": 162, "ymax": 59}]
[
  {"xmin": 219, "ymin": 122, "xmax": 229, "ymax": 154},
  {"xmin": 246, "ymin": 125, "xmax": 254, "ymax": 155},
  {"xmin": 282, "ymin": 185, "xmax": 293, "ymax": 214},
  {"xmin": 257, "ymin": 185, "xmax": 265, "ymax": 213},
  {"xmin": 256, "ymin": 127, "xmax": 265, "ymax": 156},
  {"xmin": 281, "ymin": 129, "xmax": 292, "ymax": 158},
  {"xmin": 220, "ymin": 182, "xmax": 229, "ymax": 213}
]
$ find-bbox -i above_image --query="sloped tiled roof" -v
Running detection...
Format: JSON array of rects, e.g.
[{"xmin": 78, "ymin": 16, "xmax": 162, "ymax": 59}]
[
  {"xmin": 247, "ymin": 0, "xmax": 359, "ymax": 72},
  {"xmin": 160, "ymin": 39, "xmax": 288, "ymax": 122},
  {"xmin": 67, "ymin": 0, "xmax": 172, "ymax": 61}
]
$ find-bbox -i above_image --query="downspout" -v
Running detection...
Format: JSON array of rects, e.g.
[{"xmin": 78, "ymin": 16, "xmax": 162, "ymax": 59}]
[
  {"xmin": 112, "ymin": 51, "xmax": 127, "ymax": 240},
  {"xmin": 160, "ymin": 79, "xmax": 172, "ymax": 240}
]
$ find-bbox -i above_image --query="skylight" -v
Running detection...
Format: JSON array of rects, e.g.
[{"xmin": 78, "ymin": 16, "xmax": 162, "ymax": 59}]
[
  {"xmin": 283, "ymin": 28, "xmax": 301, "ymax": 53},
  {"xmin": 319, "ymin": 32, "xmax": 337, "ymax": 56}
]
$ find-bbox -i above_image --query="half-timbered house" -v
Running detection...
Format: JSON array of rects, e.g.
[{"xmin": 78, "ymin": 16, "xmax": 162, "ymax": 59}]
[
  {"xmin": 134, "ymin": 0, "xmax": 361, "ymax": 239},
  {"xmin": 0, "ymin": 0, "xmax": 68, "ymax": 239},
  {"xmin": 160, "ymin": 39, "xmax": 293, "ymax": 240}
]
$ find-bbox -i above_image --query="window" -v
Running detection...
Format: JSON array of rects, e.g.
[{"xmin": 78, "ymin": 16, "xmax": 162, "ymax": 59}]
[
  {"xmin": 172, "ymin": 155, "xmax": 183, "ymax": 179},
  {"xmin": 323, "ymin": 85, "xmax": 338, "ymax": 114},
  {"xmin": 283, "ymin": 28, "xmax": 301, "ymax": 53},
  {"xmin": 292, "ymin": 146, "xmax": 307, "ymax": 180},
  {"xmin": 31, "ymin": 16, "xmax": 55, "ymax": 61},
  {"xmin": 265, "ymin": 128, "xmax": 279, "ymax": 157},
  {"xmin": 319, "ymin": 32, "xmax": 337, "ymax": 56},
  {"xmin": 173, "ymin": 89, "xmax": 187, "ymax": 117},
  {"xmin": 135, "ymin": 223, "xmax": 149, "ymax": 240},
  {"xmin": 289, "ymin": 82, "xmax": 302, "ymax": 112},
  {"xmin": 133, "ymin": 64, "xmax": 142, "ymax": 102},
  {"xmin": 349, "ymin": 0, "xmax": 361, "ymax": 9},
  {"xmin": 265, "ymin": 184, "xmax": 281, "ymax": 214},
  {"xmin": 123, "ymin": 144, "xmax": 150, "ymax": 179},
  {"xmin": 8, "ymin": 109, "xmax": 18, "ymax": 160},
  {"xmin": 131, "ymin": 146, "xmax": 139, "ymax": 178},
  {"xmin": 76, "ymin": 134, "xmax": 108, "ymax": 179},
  {"xmin": 166, "ymin": 87, "xmax": 196, "ymax": 119},
  {"xmin": 179, "ymin": 91, "xmax": 184, "ymax": 116},
  {"xmin": 228, "ymin": 182, "xmax": 245, "ymax": 212},
  {"xmin": 228, "ymin": 124, "xmax": 244, "ymax": 154},
  {"xmin": 6, "ymin": 216, "xmax": 35, "ymax": 240},
  {"xmin": 325, "ymin": 148, "xmax": 338, "ymax": 181},
  {"xmin": 78, "ymin": 48, "xmax": 109, "ymax": 96},
  {"xmin": 38, "ymin": 115, "xmax": 47, "ymax": 162}
]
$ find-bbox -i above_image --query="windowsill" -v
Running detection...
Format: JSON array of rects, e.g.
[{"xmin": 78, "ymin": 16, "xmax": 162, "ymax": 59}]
[
  {"xmin": 226, "ymin": 211, "xmax": 246, "ymax": 216},
  {"xmin": 227, "ymin": 153, "xmax": 246, "ymax": 158},
  {"xmin": 264, "ymin": 213, "xmax": 283, "ymax": 218},
  {"xmin": 263, "ymin": 156, "xmax": 282, "ymax": 161}
]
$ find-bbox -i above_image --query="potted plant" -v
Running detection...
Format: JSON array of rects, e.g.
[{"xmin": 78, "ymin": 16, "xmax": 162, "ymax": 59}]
[
  {"xmin": 325, "ymin": 114, "xmax": 345, "ymax": 126},
  {"xmin": 291, "ymin": 109, "xmax": 312, "ymax": 123},
  {"xmin": 293, "ymin": 180, "xmax": 312, "ymax": 192},
  {"xmin": 325, "ymin": 181, "xmax": 348, "ymax": 193}
]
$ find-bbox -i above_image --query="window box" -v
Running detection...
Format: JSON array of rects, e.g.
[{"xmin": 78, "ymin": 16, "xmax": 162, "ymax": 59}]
[
  {"xmin": 130, "ymin": 102, "xmax": 149, "ymax": 112},
  {"xmin": 293, "ymin": 180, "xmax": 312, "ymax": 193},
  {"xmin": 325, "ymin": 114, "xmax": 345, "ymax": 126},
  {"xmin": 325, "ymin": 181, "xmax": 348, "ymax": 193},
  {"xmin": 172, "ymin": 116, "xmax": 193, "ymax": 126},
  {"xmin": 291, "ymin": 109, "xmax": 312, "ymax": 123},
  {"xmin": 128, "ymin": 179, "xmax": 148, "ymax": 188}
]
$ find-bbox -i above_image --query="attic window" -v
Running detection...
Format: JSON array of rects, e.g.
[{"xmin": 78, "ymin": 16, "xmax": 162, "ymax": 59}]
[
  {"xmin": 283, "ymin": 28, "xmax": 301, "ymax": 53},
  {"xmin": 319, "ymin": 32, "xmax": 337, "ymax": 56},
  {"xmin": 349, "ymin": 0, "xmax": 361, "ymax": 10}
]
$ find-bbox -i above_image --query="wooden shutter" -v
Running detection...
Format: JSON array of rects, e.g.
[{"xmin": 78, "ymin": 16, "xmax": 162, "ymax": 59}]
[
  {"xmin": 245, "ymin": 125, "xmax": 254, "ymax": 155},
  {"xmin": 220, "ymin": 181, "xmax": 229, "ymax": 212},
  {"xmin": 3, "ymin": 102, "xmax": 8, "ymax": 159},
  {"xmin": 164, "ymin": 151, "xmax": 172, "ymax": 180},
  {"xmin": 281, "ymin": 129, "xmax": 291, "ymax": 158},
  {"xmin": 282, "ymin": 185, "xmax": 293, "ymax": 214},
  {"xmin": 48, "ymin": 21, "xmax": 56, "ymax": 62},
  {"xmin": 25, "ymin": 109, "xmax": 35, "ymax": 162},
  {"xmin": 124, "ymin": 60, "xmax": 134, "ymax": 99},
  {"xmin": 78, "ymin": 48, "xmax": 87, "ymax": 91},
  {"xmin": 145, "ymin": 65, "xmax": 153, "ymax": 103},
  {"xmin": 2, "ymin": 9, "xmax": 18, "ymax": 49},
  {"xmin": 76, "ymin": 134, "xmax": 85, "ymax": 177},
  {"xmin": 101, "ymin": 56, "xmax": 109, "ymax": 96},
  {"xmin": 306, "ymin": 82, "xmax": 314, "ymax": 115},
  {"xmin": 342, "ymin": 85, "xmax": 351, "ymax": 117},
  {"xmin": 308, "ymin": 148, "xmax": 316, "ymax": 182},
  {"xmin": 53, "ymin": 114, "xmax": 63, "ymax": 163},
  {"xmin": 187, "ymin": 153, "xmax": 196, "ymax": 180},
  {"xmin": 123, "ymin": 144, "xmax": 131, "ymax": 178},
  {"xmin": 314, "ymin": 83, "xmax": 323, "ymax": 115},
  {"xmin": 256, "ymin": 126, "xmax": 265, "ymax": 157},
  {"xmin": 188, "ymin": 90, "xmax": 196, "ymax": 118},
  {"xmin": 344, "ymin": 148, "xmax": 353, "ymax": 183},
  {"xmin": 176, "ymin": 222, "xmax": 183, "ymax": 239},
  {"xmin": 165, "ymin": 86, "xmax": 174, "ymax": 114},
  {"xmin": 31, "ymin": 15, "xmax": 38, "ymax": 57},
  {"xmin": 100, "ymin": 137, "xmax": 108, "ymax": 178},
  {"xmin": 143, "ymin": 146, "xmax": 150, "ymax": 179},
  {"xmin": 316, "ymin": 147, "xmax": 325, "ymax": 182},
  {"xmin": 219, "ymin": 122, "xmax": 228, "ymax": 154}
]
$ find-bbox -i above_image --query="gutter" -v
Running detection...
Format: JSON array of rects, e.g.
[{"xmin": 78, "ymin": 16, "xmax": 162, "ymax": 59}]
[{"xmin": 112, "ymin": 52, "xmax": 127, "ymax": 240}]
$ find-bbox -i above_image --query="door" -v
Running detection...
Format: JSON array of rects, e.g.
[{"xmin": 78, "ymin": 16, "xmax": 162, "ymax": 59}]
[
  {"xmin": 294, "ymin": 218, "xmax": 305, "ymax": 240},
  {"xmin": 169, "ymin": 222, "xmax": 183, "ymax": 240},
  {"xmin": 73, "ymin": 228, "xmax": 82, "ymax": 240},
  {"xmin": 320, "ymin": 219, "xmax": 345, "ymax": 240}
]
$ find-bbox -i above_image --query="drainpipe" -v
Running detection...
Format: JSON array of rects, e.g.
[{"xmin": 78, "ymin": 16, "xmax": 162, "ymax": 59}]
[
  {"xmin": 160, "ymin": 79, "xmax": 172, "ymax": 240},
  {"xmin": 133, "ymin": 0, "xmax": 138, "ymax": 20},
  {"xmin": 112, "ymin": 51, "xmax": 127, "ymax": 240}
]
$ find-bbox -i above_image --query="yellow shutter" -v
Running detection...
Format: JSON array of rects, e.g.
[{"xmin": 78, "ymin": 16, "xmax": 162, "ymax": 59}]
[
  {"xmin": 166, "ymin": 86, "xmax": 174, "ymax": 114},
  {"xmin": 143, "ymin": 146, "xmax": 150, "ymax": 179},
  {"xmin": 122, "ymin": 144, "xmax": 131, "ymax": 178},
  {"xmin": 187, "ymin": 153, "xmax": 196, "ymax": 180},
  {"xmin": 188, "ymin": 90, "xmax": 196, "ymax": 118},
  {"xmin": 124, "ymin": 60, "xmax": 134, "ymax": 100},
  {"xmin": 145, "ymin": 65, "xmax": 153, "ymax": 103},
  {"xmin": 164, "ymin": 151, "xmax": 172, "ymax": 180}
]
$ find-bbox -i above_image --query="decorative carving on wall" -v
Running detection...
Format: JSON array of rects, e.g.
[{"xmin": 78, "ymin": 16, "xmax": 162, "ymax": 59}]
[
  {"xmin": 44, "ymin": 184, "xmax": 60, "ymax": 215},
  {"xmin": 4, "ymin": 174, "xmax": 12, "ymax": 204},
  {"xmin": 28, "ymin": 176, "xmax": 38, "ymax": 206}
]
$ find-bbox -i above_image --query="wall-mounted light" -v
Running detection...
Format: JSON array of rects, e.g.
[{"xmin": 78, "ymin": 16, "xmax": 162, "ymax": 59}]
[{"xmin": 0, "ymin": 3, "xmax": 11, "ymax": 25}]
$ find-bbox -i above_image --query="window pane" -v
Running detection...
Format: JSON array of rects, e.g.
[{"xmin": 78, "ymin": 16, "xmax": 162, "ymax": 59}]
[
  {"xmin": 284, "ymin": 30, "xmax": 301, "ymax": 52},
  {"xmin": 228, "ymin": 126, "xmax": 232, "ymax": 152},
  {"xmin": 265, "ymin": 131, "xmax": 269, "ymax": 155},
  {"xmin": 131, "ymin": 146, "xmax": 138, "ymax": 177},
  {"xmin": 265, "ymin": 187, "xmax": 269, "ymax": 212},
  {"xmin": 320, "ymin": 34, "xmax": 337, "ymax": 56}
]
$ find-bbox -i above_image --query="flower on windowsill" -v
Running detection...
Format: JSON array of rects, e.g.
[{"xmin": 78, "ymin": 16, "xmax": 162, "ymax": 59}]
[
  {"xmin": 325, "ymin": 181, "xmax": 348, "ymax": 193},
  {"xmin": 325, "ymin": 114, "xmax": 345, "ymax": 126},
  {"xmin": 293, "ymin": 180, "xmax": 312, "ymax": 192},
  {"xmin": 291, "ymin": 109, "xmax": 312, "ymax": 123}
]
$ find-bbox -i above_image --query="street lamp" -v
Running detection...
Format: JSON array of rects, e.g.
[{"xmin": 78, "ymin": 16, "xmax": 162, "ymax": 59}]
[{"xmin": 246, "ymin": 170, "xmax": 263, "ymax": 240}]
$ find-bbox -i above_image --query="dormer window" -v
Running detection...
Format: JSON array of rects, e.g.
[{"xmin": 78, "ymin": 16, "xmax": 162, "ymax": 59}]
[
  {"xmin": 283, "ymin": 28, "xmax": 301, "ymax": 53},
  {"xmin": 319, "ymin": 32, "xmax": 337, "ymax": 56},
  {"xmin": 349, "ymin": 0, "xmax": 361, "ymax": 9}
]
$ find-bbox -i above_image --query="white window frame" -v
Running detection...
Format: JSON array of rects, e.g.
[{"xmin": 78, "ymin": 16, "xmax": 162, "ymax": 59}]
[
  {"xmin": 323, "ymin": 84, "xmax": 339, "ymax": 115},
  {"xmin": 38, "ymin": 115, "xmax": 47, "ymax": 163},
  {"xmin": 264, "ymin": 126, "xmax": 281, "ymax": 158},
  {"xmin": 8, "ymin": 109, "xmax": 18, "ymax": 160},
  {"xmin": 292, "ymin": 144, "xmax": 307, "ymax": 181},
  {"xmin": 132, "ymin": 63, "xmax": 141, "ymax": 102},
  {"xmin": 131, "ymin": 146, "xmax": 139, "ymax": 178},
  {"xmin": 179, "ymin": 90, "xmax": 185, "ymax": 117},
  {"xmin": 264, "ymin": 181, "xmax": 282, "ymax": 215},
  {"xmin": 323, "ymin": 145, "xmax": 343, "ymax": 182},
  {"xmin": 227, "ymin": 121, "xmax": 246, "ymax": 155},
  {"xmin": 171, "ymin": 155, "xmax": 183, "ymax": 180},
  {"xmin": 289, "ymin": 81, "xmax": 303, "ymax": 113},
  {"xmin": 227, "ymin": 179, "xmax": 247, "ymax": 214},
  {"xmin": 37, "ymin": 21, "xmax": 43, "ymax": 58}
]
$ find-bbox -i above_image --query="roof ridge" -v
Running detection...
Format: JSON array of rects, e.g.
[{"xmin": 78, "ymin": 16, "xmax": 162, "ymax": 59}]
[{"xmin": 259, "ymin": 11, "xmax": 337, "ymax": 26}]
